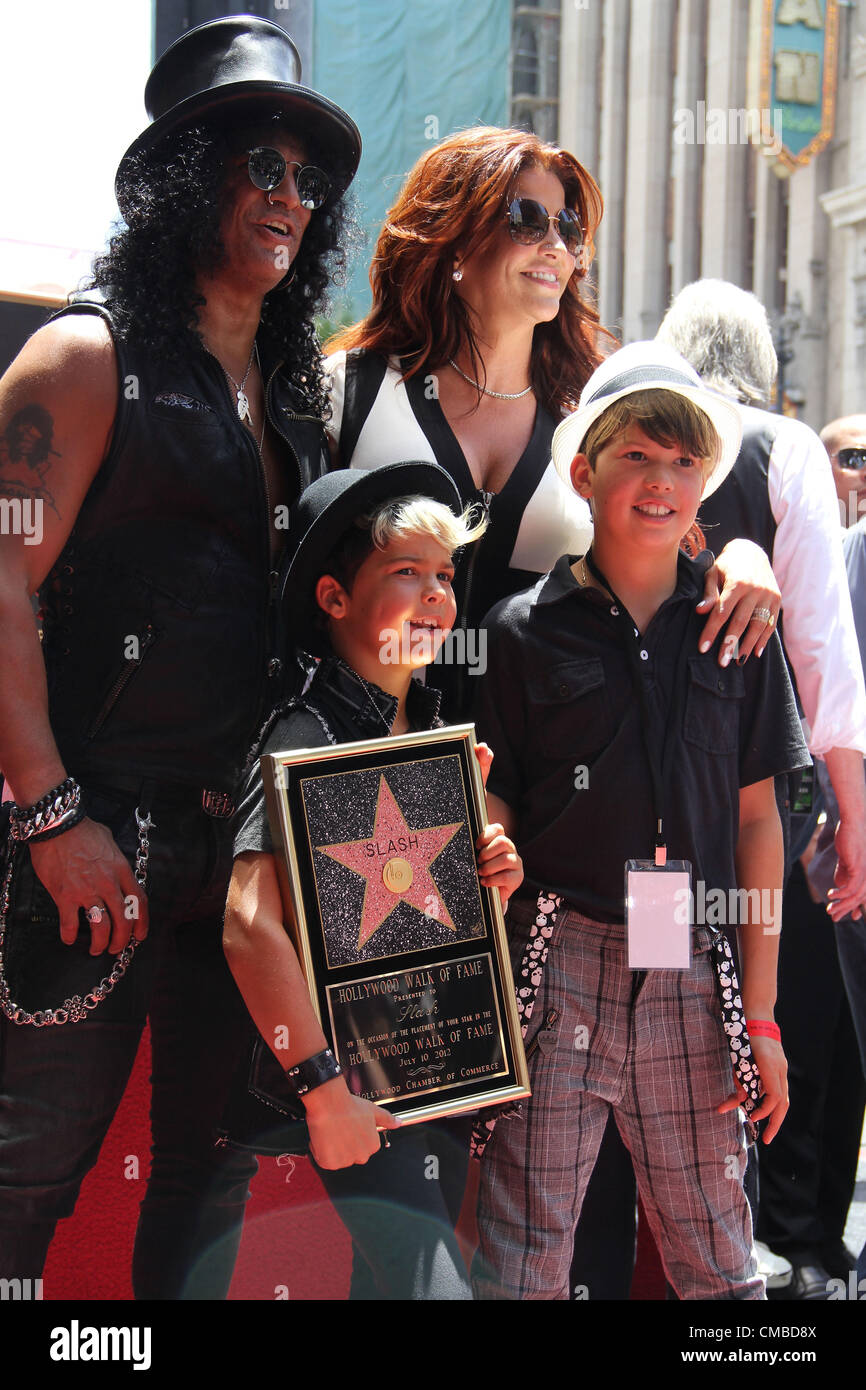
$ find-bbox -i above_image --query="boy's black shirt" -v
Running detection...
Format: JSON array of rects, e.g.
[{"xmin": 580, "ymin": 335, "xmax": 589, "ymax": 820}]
[
  {"xmin": 233, "ymin": 656, "xmax": 444, "ymax": 859},
  {"xmin": 478, "ymin": 551, "xmax": 810, "ymax": 924}
]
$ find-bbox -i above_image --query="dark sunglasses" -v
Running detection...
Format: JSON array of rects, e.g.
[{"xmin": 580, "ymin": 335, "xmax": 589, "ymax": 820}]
[
  {"xmin": 505, "ymin": 197, "xmax": 584, "ymax": 256},
  {"xmin": 837, "ymin": 447, "xmax": 866, "ymax": 470},
  {"xmin": 247, "ymin": 147, "xmax": 330, "ymax": 210}
]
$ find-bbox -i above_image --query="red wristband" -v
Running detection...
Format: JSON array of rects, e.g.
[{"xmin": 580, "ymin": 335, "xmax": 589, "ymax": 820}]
[{"xmin": 746, "ymin": 1019, "xmax": 781, "ymax": 1041}]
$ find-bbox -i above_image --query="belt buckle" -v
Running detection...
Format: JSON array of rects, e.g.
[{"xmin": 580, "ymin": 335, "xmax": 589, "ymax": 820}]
[{"xmin": 201, "ymin": 789, "xmax": 236, "ymax": 819}]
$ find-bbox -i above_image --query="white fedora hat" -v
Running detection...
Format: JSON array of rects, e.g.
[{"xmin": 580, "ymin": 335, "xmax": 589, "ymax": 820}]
[{"xmin": 552, "ymin": 341, "xmax": 743, "ymax": 499}]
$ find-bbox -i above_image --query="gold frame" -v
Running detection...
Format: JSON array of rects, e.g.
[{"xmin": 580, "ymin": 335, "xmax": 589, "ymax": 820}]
[{"xmin": 262, "ymin": 723, "xmax": 530, "ymax": 1124}]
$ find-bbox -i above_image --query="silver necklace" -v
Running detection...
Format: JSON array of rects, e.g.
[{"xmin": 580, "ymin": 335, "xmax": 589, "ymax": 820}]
[
  {"xmin": 210, "ymin": 342, "xmax": 266, "ymax": 449},
  {"xmin": 447, "ymin": 357, "xmax": 532, "ymax": 400},
  {"xmin": 220, "ymin": 340, "xmax": 256, "ymax": 423}
]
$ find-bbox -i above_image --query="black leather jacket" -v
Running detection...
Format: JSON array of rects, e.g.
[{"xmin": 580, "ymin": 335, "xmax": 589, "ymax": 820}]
[{"xmin": 39, "ymin": 298, "xmax": 329, "ymax": 792}]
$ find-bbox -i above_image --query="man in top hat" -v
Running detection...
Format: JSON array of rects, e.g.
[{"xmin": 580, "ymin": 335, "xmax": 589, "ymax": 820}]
[{"xmin": 0, "ymin": 16, "xmax": 360, "ymax": 1299}]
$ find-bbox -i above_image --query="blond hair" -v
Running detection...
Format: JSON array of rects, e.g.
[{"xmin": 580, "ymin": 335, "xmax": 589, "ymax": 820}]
[
  {"xmin": 320, "ymin": 495, "xmax": 487, "ymax": 592},
  {"xmin": 367, "ymin": 496, "xmax": 487, "ymax": 553}
]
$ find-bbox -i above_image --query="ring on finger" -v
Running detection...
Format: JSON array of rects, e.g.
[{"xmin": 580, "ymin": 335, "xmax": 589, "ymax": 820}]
[
  {"xmin": 752, "ymin": 607, "xmax": 774, "ymax": 625},
  {"xmin": 85, "ymin": 905, "xmax": 106, "ymax": 923}
]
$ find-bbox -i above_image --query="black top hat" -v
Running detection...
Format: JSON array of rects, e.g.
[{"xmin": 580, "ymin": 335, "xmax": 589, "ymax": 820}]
[
  {"xmin": 282, "ymin": 462, "xmax": 463, "ymax": 653},
  {"xmin": 116, "ymin": 16, "xmax": 361, "ymax": 211}
]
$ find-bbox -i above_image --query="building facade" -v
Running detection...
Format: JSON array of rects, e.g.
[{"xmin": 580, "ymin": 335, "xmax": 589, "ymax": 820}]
[{"xmin": 544, "ymin": 0, "xmax": 866, "ymax": 429}]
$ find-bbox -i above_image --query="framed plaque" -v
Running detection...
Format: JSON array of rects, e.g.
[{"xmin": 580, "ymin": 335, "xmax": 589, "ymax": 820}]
[{"xmin": 262, "ymin": 724, "xmax": 530, "ymax": 1124}]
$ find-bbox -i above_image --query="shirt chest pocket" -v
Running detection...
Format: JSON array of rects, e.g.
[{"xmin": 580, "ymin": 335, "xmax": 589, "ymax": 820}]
[
  {"xmin": 683, "ymin": 656, "xmax": 745, "ymax": 755},
  {"xmin": 527, "ymin": 656, "xmax": 611, "ymax": 760}
]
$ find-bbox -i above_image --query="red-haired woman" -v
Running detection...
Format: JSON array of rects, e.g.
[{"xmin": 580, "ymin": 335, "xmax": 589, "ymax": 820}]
[{"xmin": 325, "ymin": 126, "xmax": 779, "ymax": 718}]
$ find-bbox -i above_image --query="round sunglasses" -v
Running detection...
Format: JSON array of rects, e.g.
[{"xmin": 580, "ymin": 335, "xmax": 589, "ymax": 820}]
[
  {"xmin": 247, "ymin": 147, "xmax": 331, "ymax": 210},
  {"xmin": 505, "ymin": 197, "xmax": 584, "ymax": 256}
]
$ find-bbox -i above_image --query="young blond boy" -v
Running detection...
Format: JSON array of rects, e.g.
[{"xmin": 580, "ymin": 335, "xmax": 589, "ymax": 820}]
[{"xmin": 223, "ymin": 461, "xmax": 522, "ymax": 1299}]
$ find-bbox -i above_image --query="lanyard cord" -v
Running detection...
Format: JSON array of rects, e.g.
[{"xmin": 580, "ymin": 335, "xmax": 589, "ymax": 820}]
[{"xmin": 583, "ymin": 549, "xmax": 691, "ymax": 866}]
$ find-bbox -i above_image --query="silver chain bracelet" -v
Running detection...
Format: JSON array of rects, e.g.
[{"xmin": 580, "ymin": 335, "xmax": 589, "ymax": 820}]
[
  {"xmin": 8, "ymin": 776, "xmax": 81, "ymax": 841},
  {"xmin": 0, "ymin": 806, "xmax": 154, "ymax": 1026}
]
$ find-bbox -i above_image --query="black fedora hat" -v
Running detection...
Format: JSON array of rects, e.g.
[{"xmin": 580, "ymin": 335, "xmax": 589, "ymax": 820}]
[
  {"xmin": 116, "ymin": 16, "xmax": 361, "ymax": 212},
  {"xmin": 282, "ymin": 462, "xmax": 463, "ymax": 652}
]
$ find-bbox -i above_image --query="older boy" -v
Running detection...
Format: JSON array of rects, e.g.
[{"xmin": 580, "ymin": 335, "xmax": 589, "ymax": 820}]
[
  {"xmin": 473, "ymin": 343, "xmax": 809, "ymax": 1300},
  {"xmin": 224, "ymin": 460, "xmax": 522, "ymax": 1299}
]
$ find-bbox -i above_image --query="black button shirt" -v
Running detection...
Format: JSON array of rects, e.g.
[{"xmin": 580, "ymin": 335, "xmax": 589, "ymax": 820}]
[{"xmin": 478, "ymin": 552, "xmax": 810, "ymax": 923}]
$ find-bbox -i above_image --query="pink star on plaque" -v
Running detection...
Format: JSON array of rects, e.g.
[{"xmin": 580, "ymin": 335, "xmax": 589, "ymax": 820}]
[{"xmin": 317, "ymin": 775, "xmax": 462, "ymax": 949}]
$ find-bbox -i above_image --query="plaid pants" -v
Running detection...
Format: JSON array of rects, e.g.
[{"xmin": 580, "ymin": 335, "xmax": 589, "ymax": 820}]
[{"xmin": 473, "ymin": 897, "xmax": 763, "ymax": 1300}]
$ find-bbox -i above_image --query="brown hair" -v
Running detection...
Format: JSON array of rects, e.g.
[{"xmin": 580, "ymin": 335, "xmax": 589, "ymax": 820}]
[
  {"xmin": 328, "ymin": 126, "xmax": 610, "ymax": 416},
  {"xmin": 581, "ymin": 390, "xmax": 721, "ymax": 472}
]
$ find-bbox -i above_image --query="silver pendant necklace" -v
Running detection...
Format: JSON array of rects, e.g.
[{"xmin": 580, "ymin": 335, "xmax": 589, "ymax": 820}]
[
  {"xmin": 210, "ymin": 342, "xmax": 266, "ymax": 449},
  {"xmin": 219, "ymin": 341, "xmax": 257, "ymax": 424},
  {"xmin": 447, "ymin": 357, "xmax": 532, "ymax": 400}
]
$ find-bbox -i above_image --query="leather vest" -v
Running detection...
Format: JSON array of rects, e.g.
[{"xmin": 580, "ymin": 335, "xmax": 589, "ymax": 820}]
[
  {"xmin": 699, "ymin": 404, "xmax": 778, "ymax": 558},
  {"xmin": 39, "ymin": 298, "xmax": 329, "ymax": 792}
]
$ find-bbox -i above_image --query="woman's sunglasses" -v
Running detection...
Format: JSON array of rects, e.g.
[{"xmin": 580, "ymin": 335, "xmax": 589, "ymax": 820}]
[
  {"xmin": 247, "ymin": 147, "xmax": 331, "ymax": 210},
  {"xmin": 505, "ymin": 198, "xmax": 584, "ymax": 256}
]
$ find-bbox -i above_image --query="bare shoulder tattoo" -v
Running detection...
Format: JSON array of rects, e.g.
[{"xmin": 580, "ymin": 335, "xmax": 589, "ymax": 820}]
[{"xmin": 0, "ymin": 405, "xmax": 61, "ymax": 517}]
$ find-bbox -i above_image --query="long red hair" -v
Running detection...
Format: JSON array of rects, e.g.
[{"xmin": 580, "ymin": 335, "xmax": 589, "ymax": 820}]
[{"xmin": 328, "ymin": 126, "xmax": 611, "ymax": 416}]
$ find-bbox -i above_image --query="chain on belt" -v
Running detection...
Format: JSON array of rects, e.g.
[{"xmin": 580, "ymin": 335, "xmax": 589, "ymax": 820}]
[{"xmin": 0, "ymin": 808, "xmax": 154, "ymax": 1026}]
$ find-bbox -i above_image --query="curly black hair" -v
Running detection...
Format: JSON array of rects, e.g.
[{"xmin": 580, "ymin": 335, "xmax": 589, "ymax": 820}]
[{"xmin": 88, "ymin": 109, "xmax": 355, "ymax": 415}]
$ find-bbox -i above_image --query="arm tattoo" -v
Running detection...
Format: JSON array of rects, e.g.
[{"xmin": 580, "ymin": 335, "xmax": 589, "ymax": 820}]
[{"xmin": 0, "ymin": 405, "xmax": 60, "ymax": 516}]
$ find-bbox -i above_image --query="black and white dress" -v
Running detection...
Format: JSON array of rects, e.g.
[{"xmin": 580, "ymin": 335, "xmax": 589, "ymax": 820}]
[{"xmin": 325, "ymin": 348, "xmax": 593, "ymax": 718}]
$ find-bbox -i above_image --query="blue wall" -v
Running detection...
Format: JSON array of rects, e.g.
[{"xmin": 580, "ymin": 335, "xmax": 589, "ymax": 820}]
[{"xmin": 313, "ymin": 0, "xmax": 510, "ymax": 323}]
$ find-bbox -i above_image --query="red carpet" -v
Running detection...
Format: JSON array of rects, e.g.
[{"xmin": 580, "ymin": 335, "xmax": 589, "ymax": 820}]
[
  {"xmin": 41, "ymin": 1024, "xmax": 664, "ymax": 1300},
  {"xmin": 43, "ymin": 1025, "xmax": 350, "ymax": 1301}
]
